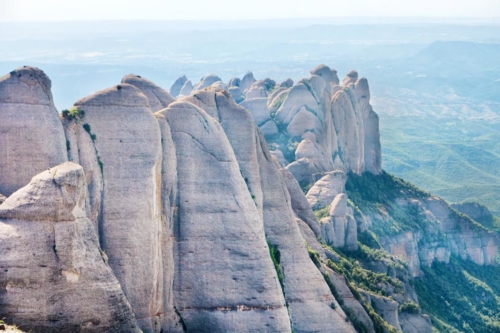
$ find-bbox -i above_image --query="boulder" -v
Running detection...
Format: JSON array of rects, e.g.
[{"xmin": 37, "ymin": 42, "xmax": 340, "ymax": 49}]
[
  {"xmin": 306, "ymin": 170, "xmax": 347, "ymax": 210},
  {"xmin": 0, "ymin": 162, "xmax": 139, "ymax": 332},
  {"xmin": 0, "ymin": 66, "xmax": 67, "ymax": 197},
  {"xmin": 122, "ymin": 74, "xmax": 175, "ymax": 111}
]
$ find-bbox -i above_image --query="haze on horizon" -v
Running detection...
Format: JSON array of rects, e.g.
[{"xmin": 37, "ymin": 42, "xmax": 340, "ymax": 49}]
[{"xmin": 1, "ymin": 0, "xmax": 500, "ymax": 22}]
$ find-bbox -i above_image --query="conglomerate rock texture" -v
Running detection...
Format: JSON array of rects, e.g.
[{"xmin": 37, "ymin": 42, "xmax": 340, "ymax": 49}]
[{"xmin": 0, "ymin": 65, "xmax": 498, "ymax": 333}]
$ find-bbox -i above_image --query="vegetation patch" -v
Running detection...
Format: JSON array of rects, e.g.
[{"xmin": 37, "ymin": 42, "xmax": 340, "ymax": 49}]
[
  {"xmin": 414, "ymin": 256, "xmax": 500, "ymax": 332},
  {"xmin": 314, "ymin": 206, "xmax": 330, "ymax": 220},
  {"xmin": 399, "ymin": 301, "xmax": 421, "ymax": 314},
  {"xmin": 62, "ymin": 107, "xmax": 85, "ymax": 120}
]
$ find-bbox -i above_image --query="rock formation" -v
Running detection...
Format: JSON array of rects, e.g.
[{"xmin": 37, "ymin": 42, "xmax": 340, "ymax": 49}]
[
  {"xmin": 0, "ymin": 65, "xmax": 498, "ymax": 333},
  {"xmin": 170, "ymin": 75, "xmax": 187, "ymax": 97},
  {"xmin": 71, "ymin": 83, "xmax": 164, "ymax": 332},
  {"xmin": 122, "ymin": 74, "xmax": 175, "ymax": 111},
  {"xmin": 0, "ymin": 66, "xmax": 67, "ymax": 197},
  {"xmin": 0, "ymin": 162, "xmax": 139, "ymax": 332}
]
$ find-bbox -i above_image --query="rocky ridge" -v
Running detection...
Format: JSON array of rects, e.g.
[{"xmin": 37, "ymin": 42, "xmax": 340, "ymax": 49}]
[{"xmin": 0, "ymin": 65, "xmax": 498, "ymax": 333}]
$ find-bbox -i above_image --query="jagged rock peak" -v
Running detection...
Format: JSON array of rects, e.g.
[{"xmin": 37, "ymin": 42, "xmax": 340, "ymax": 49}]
[
  {"xmin": 0, "ymin": 65, "xmax": 53, "ymax": 104},
  {"xmin": 74, "ymin": 83, "xmax": 148, "ymax": 107},
  {"xmin": 169, "ymin": 75, "xmax": 187, "ymax": 97}
]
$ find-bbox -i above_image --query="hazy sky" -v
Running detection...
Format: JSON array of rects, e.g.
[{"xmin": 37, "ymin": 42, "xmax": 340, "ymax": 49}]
[{"xmin": 1, "ymin": 0, "xmax": 499, "ymax": 21}]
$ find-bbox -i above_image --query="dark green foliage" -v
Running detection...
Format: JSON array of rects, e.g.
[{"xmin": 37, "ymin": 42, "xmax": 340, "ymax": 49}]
[
  {"xmin": 82, "ymin": 123, "xmax": 103, "ymax": 175},
  {"xmin": 332, "ymin": 244, "xmax": 406, "ymax": 297},
  {"xmin": 381, "ymin": 117, "xmax": 500, "ymax": 215},
  {"xmin": 173, "ymin": 307, "xmax": 187, "ymax": 332},
  {"xmin": 345, "ymin": 171, "xmax": 430, "ymax": 209},
  {"xmin": 66, "ymin": 140, "xmax": 71, "ymax": 152},
  {"xmin": 357, "ymin": 231, "xmax": 382, "ymax": 250},
  {"xmin": 307, "ymin": 245, "xmax": 321, "ymax": 268},
  {"xmin": 62, "ymin": 107, "xmax": 85, "ymax": 120},
  {"xmin": 414, "ymin": 256, "xmax": 500, "ymax": 332},
  {"xmin": 270, "ymin": 91, "xmax": 289, "ymax": 109},
  {"xmin": 299, "ymin": 181, "xmax": 313, "ymax": 194},
  {"xmin": 323, "ymin": 272, "xmax": 343, "ymax": 306},
  {"xmin": 314, "ymin": 206, "xmax": 330, "ymax": 220},
  {"xmin": 325, "ymin": 258, "xmax": 399, "ymax": 333},
  {"xmin": 97, "ymin": 156, "xmax": 104, "ymax": 174},
  {"xmin": 268, "ymin": 242, "xmax": 284, "ymax": 292},
  {"xmin": 399, "ymin": 302, "xmax": 420, "ymax": 314},
  {"xmin": 345, "ymin": 171, "xmax": 432, "ymax": 236},
  {"xmin": 83, "ymin": 123, "xmax": 92, "ymax": 134}
]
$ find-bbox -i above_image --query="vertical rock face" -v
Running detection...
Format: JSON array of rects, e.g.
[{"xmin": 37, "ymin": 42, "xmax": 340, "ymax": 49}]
[
  {"xmin": 0, "ymin": 163, "xmax": 139, "ymax": 332},
  {"xmin": 159, "ymin": 101, "xmax": 291, "ymax": 333},
  {"xmin": 331, "ymin": 88, "xmax": 364, "ymax": 174},
  {"xmin": 354, "ymin": 78, "xmax": 382, "ymax": 174},
  {"xmin": 122, "ymin": 74, "xmax": 175, "ymax": 111},
  {"xmin": 73, "ymin": 84, "xmax": 163, "ymax": 332},
  {"xmin": 154, "ymin": 114, "xmax": 181, "ymax": 333},
  {"xmin": 256, "ymin": 133, "xmax": 356, "ymax": 333},
  {"xmin": 0, "ymin": 66, "xmax": 67, "ymax": 197}
]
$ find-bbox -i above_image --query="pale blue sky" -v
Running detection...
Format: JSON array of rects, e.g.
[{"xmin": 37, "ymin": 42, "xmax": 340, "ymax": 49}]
[{"xmin": 1, "ymin": 0, "xmax": 499, "ymax": 22}]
